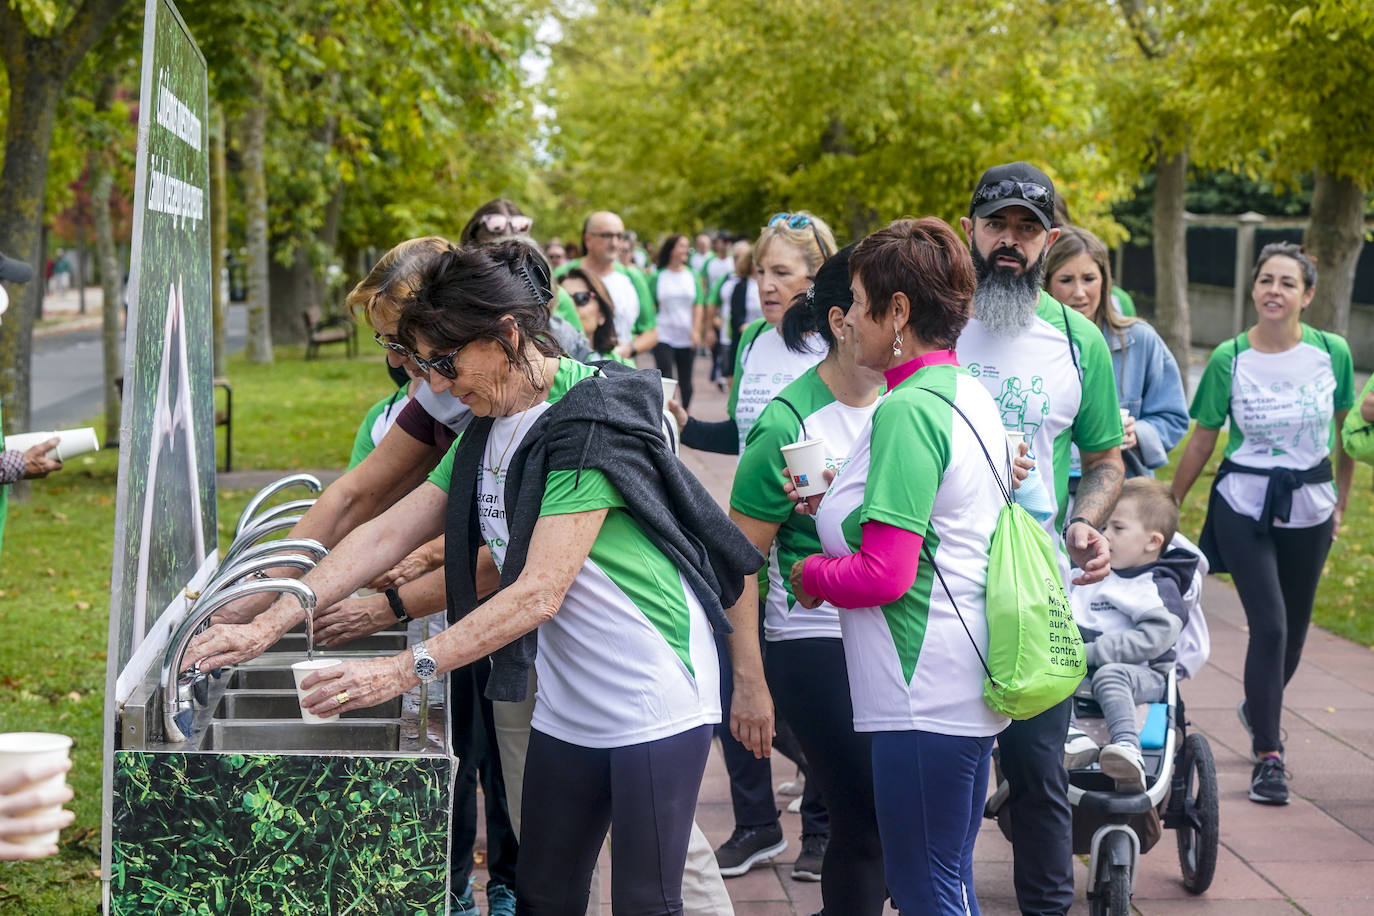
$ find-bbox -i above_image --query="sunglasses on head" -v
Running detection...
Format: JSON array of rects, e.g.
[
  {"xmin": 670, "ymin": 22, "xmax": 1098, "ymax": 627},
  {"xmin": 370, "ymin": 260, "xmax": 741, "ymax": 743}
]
[
  {"xmin": 569, "ymin": 291, "xmax": 597, "ymax": 307},
  {"xmin": 972, "ymin": 180, "xmax": 1053, "ymax": 209},
  {"xmin": 480, "ymin": 214, "xmax": 533, "ymax": 235},
  {"xmin": 412, "ymin": 341, "xmax": 470, "ymax": 380},
  {"xmin": 768, "ymin": 212, "xmax": 830, "ymax": 259},
  {"xmin": 373, "ymin": 332, "xmax": 411, "ymax": 356}
]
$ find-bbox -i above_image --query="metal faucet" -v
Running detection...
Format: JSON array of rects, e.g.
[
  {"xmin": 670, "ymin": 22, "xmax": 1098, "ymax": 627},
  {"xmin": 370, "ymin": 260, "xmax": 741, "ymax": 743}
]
[
  {"xmin": 161, "ymin": 577, "xmax": 316, "ymax": 743},
  {"xmin": 235, "ymin": 473, "xmax": 322, "ymax": 538},
  {"xmin": 239, "ymin": 498, "xmax": 316, "ymax": 534},
  {"xmin": 211, "ymin": 537, "xmax": 328, "ymax": 574},
  {"xmin": 220, "ymin": 515, "xmax": 306, "ymax": 569},
  {"xmin": 191, "ymin": 552, "xmax": 318, "ymax": 614}
]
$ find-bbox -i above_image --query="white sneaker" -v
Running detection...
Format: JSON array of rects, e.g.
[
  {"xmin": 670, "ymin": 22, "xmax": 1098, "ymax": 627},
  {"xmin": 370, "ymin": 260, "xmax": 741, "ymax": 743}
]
[
  {"xmin": 1063, "ymin": 728, "xmax": 1100, "ymax": 770},
  {"xmin": 1099, "ymin": 743, "xmax": 1147, "ymax": 794}
]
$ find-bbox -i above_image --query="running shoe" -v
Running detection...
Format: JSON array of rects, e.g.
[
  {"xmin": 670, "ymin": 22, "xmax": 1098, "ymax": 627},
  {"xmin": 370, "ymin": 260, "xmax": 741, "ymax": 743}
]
[
  {"xmin": 487, "ymin": 882, "xmax": 516, "ymax": 916},
  {"xmin": 451, "ymin": 878, "xmax": 481, "ymax": 915},
  {"xmin": 1099, "ymin": 743, "xmax": 1147, "ymax": 794},
  {"xmin": 1238, "ymin": 699, "xmax": 1287, "ymax": 762},
  {"xmin": 791, "ymin": 834, "xmax": 826, "ymax": 882},
  {"xmin": 1249, "ymin": 754, "xmax": 1290, "ymax": 805},
  {"xmin": 714, "ymin": 822, "xmax": 787, "ymax": 877},
  {"xmin": 1063, "ymin": 727, "xmax": 1100, "ymax": 770}
]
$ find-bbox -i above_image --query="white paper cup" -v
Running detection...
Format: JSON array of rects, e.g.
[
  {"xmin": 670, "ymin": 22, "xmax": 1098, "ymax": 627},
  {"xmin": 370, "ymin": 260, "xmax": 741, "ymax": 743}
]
[
  {"xmin": 1004, "ymin": 429, "xmax": 1025, "ymax": 449},
  {"xmin": 1120, "ymin": 407, "xmax": 1131, "ymax": 423},
  {"xmin": 292, "ymin": 659, "xmax": 343, "ymax": 723},
  {"xmin": 4, "ymin": 427, "xmax": 100, "ymax": 461},
  {"xmin": 0, "ymin": 732, "xmax": 72, "ymax": 845},
  {"xmin": 781, "ymin": 437, "xmax": 829, "ymax": 497},
  {"xmin": 660, "ymin": 377, "xmax": 679, "ymax": 410}
]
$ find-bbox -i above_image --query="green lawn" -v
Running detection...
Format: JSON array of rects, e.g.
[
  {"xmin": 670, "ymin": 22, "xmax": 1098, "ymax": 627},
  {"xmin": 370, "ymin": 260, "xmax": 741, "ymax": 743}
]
[
  {"xmin": 0, "ymin": 343, "xmax": 1370, "ymax": 913},
  {"xmin": 0, "ymin": 343, "xmax": 383, "ymax": 914}
]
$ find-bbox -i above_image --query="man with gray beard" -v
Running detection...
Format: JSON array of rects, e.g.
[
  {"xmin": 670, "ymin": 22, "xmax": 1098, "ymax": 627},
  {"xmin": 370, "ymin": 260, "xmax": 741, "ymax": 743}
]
[{"xmin": 955, "ymin": 162, "xmax": 1124, "ymax": 916}]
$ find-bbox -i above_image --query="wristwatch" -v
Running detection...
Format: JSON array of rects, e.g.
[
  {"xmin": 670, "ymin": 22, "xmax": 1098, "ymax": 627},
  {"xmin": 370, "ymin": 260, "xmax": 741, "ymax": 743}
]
[
  {"xmin": 384, "ymin": 586, "xmax": 409, "ymax": 621},
  {"xmin": 1062, "ymin": 515, "xmax": 1093, "ymax": 540},
  {"xmin": 412, "ymin": 643, "xmax": 439, "ymax": 684}
]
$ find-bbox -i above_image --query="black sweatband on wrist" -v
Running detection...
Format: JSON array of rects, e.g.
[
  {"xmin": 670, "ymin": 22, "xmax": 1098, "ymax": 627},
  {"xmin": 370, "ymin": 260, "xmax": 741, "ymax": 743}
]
[
  {"xmin": 1063, "ymin": 515, "xmax": 1093, "ymax": 538},
  {"xmin": 385, "ymin": 587, "xmax": 409, "ymax": 621}
]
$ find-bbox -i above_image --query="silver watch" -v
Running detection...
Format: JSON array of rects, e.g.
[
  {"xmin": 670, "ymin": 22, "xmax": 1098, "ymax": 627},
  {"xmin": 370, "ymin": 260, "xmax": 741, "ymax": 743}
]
[{"xmin": 412, "ymin": 643, "xmax": 439, "ymax": 684}]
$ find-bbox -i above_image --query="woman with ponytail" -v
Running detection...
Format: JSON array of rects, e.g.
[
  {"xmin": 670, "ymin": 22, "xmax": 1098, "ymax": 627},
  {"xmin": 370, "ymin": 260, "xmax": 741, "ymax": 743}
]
[{"xmin": 727, "ymin": 244, "xmax": 888, "ymax": 915}]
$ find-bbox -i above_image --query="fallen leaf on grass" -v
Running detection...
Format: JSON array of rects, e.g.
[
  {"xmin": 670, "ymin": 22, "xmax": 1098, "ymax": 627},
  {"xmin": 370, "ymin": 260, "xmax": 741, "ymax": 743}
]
[{"xmin": 74, "ymin": 601, "xmax": 90, "ymax": 610}]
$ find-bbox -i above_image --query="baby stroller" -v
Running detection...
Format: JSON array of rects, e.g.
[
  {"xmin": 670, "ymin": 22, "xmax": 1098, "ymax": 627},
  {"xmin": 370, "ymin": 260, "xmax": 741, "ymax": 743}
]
[{"xmin": 984, "ymin": 535, "xmax": 1220, "ymax": 915}]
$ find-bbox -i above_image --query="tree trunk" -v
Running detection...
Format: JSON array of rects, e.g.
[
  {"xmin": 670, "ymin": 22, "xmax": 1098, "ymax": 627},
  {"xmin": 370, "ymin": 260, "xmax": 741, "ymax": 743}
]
[
  {"xmin": 269, "ymin": 245, "xmax": 315, "ymax": 346},
  {"xmin": 239, "ymin": 90, "xmax": 273, "ymax": 364},
  {"xmin": 1302, "ymin": 169, "xmax": 1365, "ymax": 336},
  {"xmin": 210, "ymin": 105, "xmax": 229, "ymax": 378},
  {"xmin": 92, "ymin": 148, "xmax": 123, "ymax": 447},
  {"xmin": 1152, "ymin": 149, "xmax": 1192, "ymax": 395}
]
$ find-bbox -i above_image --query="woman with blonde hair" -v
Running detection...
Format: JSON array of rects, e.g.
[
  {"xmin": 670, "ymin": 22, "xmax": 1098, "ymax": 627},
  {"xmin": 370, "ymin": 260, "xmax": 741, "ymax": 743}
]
[{"xmin": 1044, "ymin": 226, "xmax": 1188, "ymax": 479}]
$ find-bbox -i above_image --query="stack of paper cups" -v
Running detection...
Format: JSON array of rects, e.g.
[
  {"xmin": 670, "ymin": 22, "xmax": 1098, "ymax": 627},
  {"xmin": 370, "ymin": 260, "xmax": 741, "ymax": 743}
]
[
  {"xmin": 3, "ymin": 428, "xmax": 100, "ymax": 461},
  {"xmin": 0, "ymin": 732, "xmax": 72, "ymax": 845}
]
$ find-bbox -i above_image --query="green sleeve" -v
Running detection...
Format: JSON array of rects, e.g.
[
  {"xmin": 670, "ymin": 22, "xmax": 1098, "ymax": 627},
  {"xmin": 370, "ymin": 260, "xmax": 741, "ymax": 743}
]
[
  {"xmin": 1329, "ymin": 332, "xmax": 1355, "ymax": 411},
  {"xmin": 425, "ymin": 439, "xmax": 460, "ymax": 492},
  {"xmin": 862, "ymin": 389, "xmax": 950, "ymax": 535},
  {"xmin": 540, "ymin": 468, "xmax": 626, "ymax": 516},
  {"xmin": 726, "ymin": 319, "xmax": 768, "ymax": 419},
  {"xmin": 730, "ymin": 399, "xmax": 802, "ymax": 522},
  {"xmin": 630, "ymin": 269, "xmax": 657, "ymax": 333},
  {"xmin": 707, "ymin": 273, "xmax": 728, "ymax": 307},
  {"xmin": 1189, "ymin": 342, "xmax": 1235, "ymax": 430},
  {"xmin": 1070, "ymin": 312, "xmax": 1125, "ymax": 453},
  {"xmin": 348, "ymin": 392, "xmax": 401, "ymax": 470},
  {"xmin": 1112, "ymin": 286, "xmax": 1137, "ymax": 318},
  {"xmin": 554, "ymin": 286, "xmax": 582, "ymax": 331}
]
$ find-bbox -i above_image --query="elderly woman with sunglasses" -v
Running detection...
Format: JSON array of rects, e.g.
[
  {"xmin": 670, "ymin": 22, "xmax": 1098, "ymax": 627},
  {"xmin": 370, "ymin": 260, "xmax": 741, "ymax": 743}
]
[
  {"xmin": 670, "ymin": 211, "xmax": 836, "ymax": 454},
  {"xmin": 190, "ymin": 240, "xmax": 761, "ymax": 916}
]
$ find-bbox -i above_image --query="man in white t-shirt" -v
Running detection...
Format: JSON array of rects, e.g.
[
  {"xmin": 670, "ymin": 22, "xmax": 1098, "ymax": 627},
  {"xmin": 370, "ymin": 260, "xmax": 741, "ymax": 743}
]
[
  {"xmin": 956, "ymin": 161, "xmax": 1124, "ymax": 916},
  {"xmin": 579, "ymin": 211, "xmax": 658, "ymax": 360},
  {"xmin": 689, "ymin": 233, "xmax": 712, "ymax": 275}
]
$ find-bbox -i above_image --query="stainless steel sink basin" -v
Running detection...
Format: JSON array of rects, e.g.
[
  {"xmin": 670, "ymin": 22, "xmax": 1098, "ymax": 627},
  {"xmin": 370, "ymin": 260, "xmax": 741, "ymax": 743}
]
[
  {"xmin": 267, "ymin": 632, "xmax": 409, "ymax": 654},
  {"xmin": 213, "ymin": 690, "xmax": 402, "ymax": 720},
  {"xmin": 198, "ymin": 720, "xmax": 402, "ymax": 752},
  {"xmin": 226, "ymin": 666, "xmax": 297, "ymax": 690}
]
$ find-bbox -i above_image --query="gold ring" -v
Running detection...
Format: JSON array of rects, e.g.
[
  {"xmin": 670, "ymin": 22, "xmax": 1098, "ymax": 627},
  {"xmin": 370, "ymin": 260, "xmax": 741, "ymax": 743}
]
[{"xmin": 336, "ymin": 691, "xmax": 350, "ymax": 706}]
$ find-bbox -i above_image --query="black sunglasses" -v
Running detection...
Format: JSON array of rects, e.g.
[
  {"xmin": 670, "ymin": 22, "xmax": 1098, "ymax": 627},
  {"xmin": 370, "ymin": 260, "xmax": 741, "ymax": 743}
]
[
  {"xmin": 768, "ymin": 212, "xmax": 830, "ymax": 259},
  {"xmin": 412, "ymin": 342, "xmax": 470, "ymax": 380},
  {"xmin": 972, "ymin": 180, "xmax": 1053, "ymax": 209},
  {"xmin": 569, "ymin": 291, "xmax": 596, "ymax": 307},
  {"xmin": 373, "ymin": 332, "xmax": 411, "ymax": 356}
]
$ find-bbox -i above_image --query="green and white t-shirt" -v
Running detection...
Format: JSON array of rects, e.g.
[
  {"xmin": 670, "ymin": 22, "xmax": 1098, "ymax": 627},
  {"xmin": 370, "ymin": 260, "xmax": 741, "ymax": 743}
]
[
  {"xmin": 731, "ymin": 367, "xmax": 879, "ymax": 642},
  {"xmin": 813, "ymin": 363, "xmax": 1009, "ymax": 736},
  {"xmin": 956, "ymin": 290, "xmax": 1123, "ymax": 535},
  {"xmin": 728, "ymin": 320, "xmax": 827, "ymax": 454},
  {"xmin": 1191, "ymin": 325, "xmax": 1354, "ymax": 528},
  {"xmin": 427, "ymin": 358, "xmax": 720, "ymax": 747}
]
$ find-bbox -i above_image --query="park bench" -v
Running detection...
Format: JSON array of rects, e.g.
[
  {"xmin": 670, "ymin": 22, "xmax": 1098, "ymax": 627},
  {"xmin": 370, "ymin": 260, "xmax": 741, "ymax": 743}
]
[{"xmin": 302, "ymin": 306, "xmax": 356, "ymax": 360}]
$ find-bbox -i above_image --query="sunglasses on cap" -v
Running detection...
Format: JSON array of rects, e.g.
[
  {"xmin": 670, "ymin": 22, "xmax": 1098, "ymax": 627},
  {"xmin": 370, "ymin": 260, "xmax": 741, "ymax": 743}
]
[
  {"xmin": 373, "ymin": 331, "xmax": 411, "ymax": 356},
  {"xmin": 568, "ymin": 291, "xmax": 597, "ymax": 307},
  {"xmin": 479, "ymin": 214, "xmax": 533, "ymax": 235},
  {"xmin": 971, "ymin": 180, "xmax": 1053, "ymax": 209},
  {"xmin": 768, "ymin": 212, "xmax": 830, "ymax": 259},
  {"xmin": 412, "ymin": 341, "xmax": 471, "ymax": 381}
]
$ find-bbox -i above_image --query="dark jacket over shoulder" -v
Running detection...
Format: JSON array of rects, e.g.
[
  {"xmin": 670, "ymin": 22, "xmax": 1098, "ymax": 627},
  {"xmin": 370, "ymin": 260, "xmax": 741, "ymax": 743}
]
[{"xmin": 445, "ymin": 361, "xmax": 764, "ymax": 701}]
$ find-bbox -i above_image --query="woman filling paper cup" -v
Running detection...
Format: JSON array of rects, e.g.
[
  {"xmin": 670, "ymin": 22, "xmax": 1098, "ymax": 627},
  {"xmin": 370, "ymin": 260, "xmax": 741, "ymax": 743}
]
[
  {"xmin": 780, "ymin": 437, "xmax": 829, "ymax": 497},
  {"xmin": 293, "ymin": 659, "xmax": 343, "ymax": 722},
  {"xmin": 0, "ymin": 732, "xmax": 73, "ymax": 850}
]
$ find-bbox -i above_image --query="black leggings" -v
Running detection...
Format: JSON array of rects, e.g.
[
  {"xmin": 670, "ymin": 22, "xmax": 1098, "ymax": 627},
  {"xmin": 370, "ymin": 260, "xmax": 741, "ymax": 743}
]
[
  {"xmin": 1209, "ymin": 497, "xmax": 1335, "ymax": 754},
  {"xmin": 766, "ymin": 638, "xmax": 886, "ymax": 915},
  {"xmin": 515, "ymin": 725, "xmax": 712, "ymax": 916},
  {"xmin": 652, "ymin": 343, "xmax": 696, "ymax": 409}
]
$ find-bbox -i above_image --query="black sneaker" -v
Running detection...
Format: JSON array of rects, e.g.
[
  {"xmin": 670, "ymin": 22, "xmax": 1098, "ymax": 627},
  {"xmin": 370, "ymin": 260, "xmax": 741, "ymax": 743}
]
[
  {"xmin": 1239, "ymin": 700, "xmax": 1287, "ymax": 763},
  {"xmin": 790, "ymin": 834, "xmax": 826, "ymax": 881},
  {"xmin": 1249, "ymin": 754, "xmax": 1290, "ymax": 805},
  {"xmin": 715, "ymin": 822, "xmax": 787, "ymax": 877}
]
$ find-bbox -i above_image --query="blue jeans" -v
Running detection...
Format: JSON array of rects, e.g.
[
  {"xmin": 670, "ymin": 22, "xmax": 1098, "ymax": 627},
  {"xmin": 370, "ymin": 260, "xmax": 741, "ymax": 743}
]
[{"xmin": 871, "ymin": 730, "xmax": 994, "ymax": 916}]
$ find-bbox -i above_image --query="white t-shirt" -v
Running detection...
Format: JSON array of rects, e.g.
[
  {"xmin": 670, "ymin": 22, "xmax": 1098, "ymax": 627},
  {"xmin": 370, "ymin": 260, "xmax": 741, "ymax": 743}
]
[
  {"xmin": 731, "ymin": 367, "xmax": 879, "ymax": 642},
  {"xmin": 599, "ymin": 269, "xmax": 641, "ymax": 346},
  {"xmin": 705, "ymin": 254, "xmax": 733, "ymax": 292},
  {"xmin": 654, "ymin": 267, "xmax": 699, "ymax": 349},
  {"xmin": 718, "ymin": 277, "xmax": 762, "ymax": 345},
  {"xmin": 814, "ymin": 361, "xmax": 1008, "ymax": 736},
  {"xmin": 728, "ymin": 320, "xmax": 826, "ymax": 454},
  {"xmin": 426, "ymin": 358, "xmax": 720, "ymax": 748},
  {"xmin": 1191, "ymin": 326, "xmax": 1354, "ymax": 527}
]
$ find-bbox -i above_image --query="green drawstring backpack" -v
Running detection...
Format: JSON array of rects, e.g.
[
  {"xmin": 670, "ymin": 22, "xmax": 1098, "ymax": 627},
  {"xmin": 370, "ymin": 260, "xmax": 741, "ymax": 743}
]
[
  {"xmin": 917, "ymin": 388, "xmax": 1087, "ymax": 720},
  {"xmin": 1342, "ymin": 376, "xmax": 1374, "ymax": 467}
]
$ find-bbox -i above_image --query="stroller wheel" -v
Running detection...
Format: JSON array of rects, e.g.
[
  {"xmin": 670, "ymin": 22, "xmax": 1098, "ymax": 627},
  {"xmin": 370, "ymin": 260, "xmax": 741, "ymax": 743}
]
[
  {"xmin": 1089, "ymin": 831, "xmax": 1134, "ymax": 916},
  {"xmin": 1175, "ymin": 732, "xmax": 1220, "ymax": 893}
]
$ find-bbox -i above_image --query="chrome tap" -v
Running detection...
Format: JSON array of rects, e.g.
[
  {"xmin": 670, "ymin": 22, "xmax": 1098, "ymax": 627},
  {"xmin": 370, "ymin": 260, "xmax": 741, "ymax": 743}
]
[
  {"xmin": 220, "ymin": 515, "xmax": 306, "ymax": 569},
  {"xmin": 238, "ymin": 498, "xmax": 316, "ymax": 535},
  {"xmin": 234, "ymin": 473, "xmax": 322, "ymax": 538},
  {"xmin": 161, "ymin": 578, "xmax": 316, "ymax": 743},
  {"xmin": 191, "ymin": 552, "xmax": 318, "ymax": 614},
  {"xmin": 213, "ymin": 537, "xmax": 328, "ymax": 573}
]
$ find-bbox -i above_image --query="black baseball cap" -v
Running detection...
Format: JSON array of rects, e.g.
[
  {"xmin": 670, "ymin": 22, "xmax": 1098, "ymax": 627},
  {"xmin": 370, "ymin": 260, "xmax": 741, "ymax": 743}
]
[
  {"xmin": 0, "ymin": 248, "xmax": 34, "ymax": 284},
  {"xmin": 969, "ymin": 161, "xmax": 1056, "ymax": 230}
]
